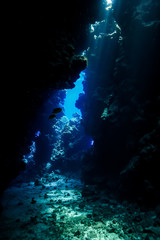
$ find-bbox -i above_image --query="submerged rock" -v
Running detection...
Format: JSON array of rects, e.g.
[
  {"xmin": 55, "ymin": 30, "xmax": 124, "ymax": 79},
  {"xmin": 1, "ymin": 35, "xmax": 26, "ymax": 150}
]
[{"xmin": 81, "ymin": 0, "xmax": 160, "ymax": 206}]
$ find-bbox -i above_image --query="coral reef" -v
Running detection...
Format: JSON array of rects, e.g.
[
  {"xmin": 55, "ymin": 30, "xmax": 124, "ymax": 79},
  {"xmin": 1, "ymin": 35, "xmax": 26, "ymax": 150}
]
[{"xmin": 48, "ymin": 113, "xmax": 92, "ymax": 175}]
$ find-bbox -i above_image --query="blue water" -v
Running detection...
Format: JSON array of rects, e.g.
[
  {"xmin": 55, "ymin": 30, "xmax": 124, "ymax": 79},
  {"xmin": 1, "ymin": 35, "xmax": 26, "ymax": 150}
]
[{"xmin": 63, "ymin": 72, "xmax": 85, "ymax": 119}]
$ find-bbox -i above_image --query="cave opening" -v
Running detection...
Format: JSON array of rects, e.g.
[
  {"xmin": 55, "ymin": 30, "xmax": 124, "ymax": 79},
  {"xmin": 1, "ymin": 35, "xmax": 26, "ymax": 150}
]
[
  {"xmin": 20, "ymin": 69, "xmax": 94, "ymax": 180},
  {"xmin": 2, "ymin": 0, "xmax": 117, "ymax": 198},
  {"xmin": 63, "ymin": 71, "xmax": 85, "ymax": 120},
  {"xmin": 21, "ymin": 0, "xmax": 117, "ymax": 180},
  {"xmin": 20, "ymin": 0, "xmax": 116, "ymax": 180}
]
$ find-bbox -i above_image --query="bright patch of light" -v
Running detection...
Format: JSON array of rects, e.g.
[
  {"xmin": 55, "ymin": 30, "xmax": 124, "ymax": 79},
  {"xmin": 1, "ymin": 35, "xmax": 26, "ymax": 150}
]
[
  {"xmin": 90, "ymin": 25, "xmax": 95, "ymax": 33},
  {"xmin": 105, "ymin": 0, "xmax": 112, "ymax": 11},
  {"xmin": 45, "ymin": 162, "xmax": 51, "ymax": 170},
  {"xmin": 30, "ymin": 141, "xmax": 36, "ymax": 153},
  {"xmin": 115, "ymin": 23, "xmax": 121, "ymax": 32},
  {"xmin": 90, "ymin": 21, "xmax": 105, "ymax": 33},
  {"xmin": 82, "ymin": 48, "xmax": 90, "ymax": 56},
  {"xmin": 35, "ymin": 130, "xmax": 41, "ymax": 137},
  {"xmin": 22, "ymin": 141, "xmax": 36, "ymax": 164},
  {"xmin": 106, "ymin": 0, "xmax": 112, "ymax": 4},
  {"xmin": 106, "ymin": 5, "xmax": 112, "ymax": 11},
  {"xmin": 63, "ymin": 72, "xmax": 85, "ymax": 119},
  {"xmin": 90, "ymin": 140, "xmax": 94, "ymax": 146}
]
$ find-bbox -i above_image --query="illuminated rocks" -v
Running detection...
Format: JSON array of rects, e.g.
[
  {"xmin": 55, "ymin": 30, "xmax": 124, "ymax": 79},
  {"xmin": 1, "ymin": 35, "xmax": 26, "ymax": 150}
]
[
  {"xmin": 1, "ymin": 172, "xmax": 160, "ymax": 239},
  {"xmin": 50, "ymin": 114, "xmax": 93, "ymax": 174}
]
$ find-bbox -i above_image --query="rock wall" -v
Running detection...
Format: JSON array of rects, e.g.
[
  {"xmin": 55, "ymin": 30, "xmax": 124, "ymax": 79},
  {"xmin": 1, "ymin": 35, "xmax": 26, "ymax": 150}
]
[
  {"xmin": 0, "ymin": 0, "xmax": 103, "ymax": 194},
  {"xmin": 81, "ymin": 0, "xmax": 160, "ymax": 205}
]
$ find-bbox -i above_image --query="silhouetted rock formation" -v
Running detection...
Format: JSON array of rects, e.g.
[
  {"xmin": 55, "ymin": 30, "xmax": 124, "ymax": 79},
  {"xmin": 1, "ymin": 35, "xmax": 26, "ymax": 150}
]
[
  {"xmin": 81, "ymin": 0, "xmax": 160, "ymax": 205},
  {"xmin": 0, "ymin": 0, "xmax": 102, "ymax": 194}
]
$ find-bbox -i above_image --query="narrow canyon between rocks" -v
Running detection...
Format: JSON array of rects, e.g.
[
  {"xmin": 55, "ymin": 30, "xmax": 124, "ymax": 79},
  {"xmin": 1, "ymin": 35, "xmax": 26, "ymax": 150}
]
[{"xmin": 0, "ymin": 0, "xmax": 160, "ymax": 239}]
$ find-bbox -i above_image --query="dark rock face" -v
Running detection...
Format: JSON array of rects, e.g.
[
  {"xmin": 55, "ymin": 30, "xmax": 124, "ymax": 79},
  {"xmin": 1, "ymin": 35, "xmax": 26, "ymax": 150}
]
[
  {"xmin": 113, "ymin": 0, "xmax": 160, "ymax": 205},
  {"xmin": 81, "ymin": 0, "xmax": 160, "ymax": 205},
  {"xmin": 0, "ymin": 40, "xmax": 87, "ymax": 193},
  {"xmin": 0, "ymin": 0, "xmax": 103, "ymax": 194}
]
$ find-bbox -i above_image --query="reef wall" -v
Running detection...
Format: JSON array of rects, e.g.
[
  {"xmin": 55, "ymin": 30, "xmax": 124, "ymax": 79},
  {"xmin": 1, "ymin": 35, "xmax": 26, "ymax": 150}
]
[
  {"xmin": 81, "ymin": 0, "xmax": 160, "ymax": 205},
  {"xmin": 0, "ymin": 0, "xmax": 103, "ymax": 194}
]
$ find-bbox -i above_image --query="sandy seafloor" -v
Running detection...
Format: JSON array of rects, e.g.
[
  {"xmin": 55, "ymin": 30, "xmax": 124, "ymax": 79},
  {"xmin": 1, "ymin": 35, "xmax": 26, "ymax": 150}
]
[{"xmin": 0, "ymin": 172, "xmax": 160, "ymax": 240}]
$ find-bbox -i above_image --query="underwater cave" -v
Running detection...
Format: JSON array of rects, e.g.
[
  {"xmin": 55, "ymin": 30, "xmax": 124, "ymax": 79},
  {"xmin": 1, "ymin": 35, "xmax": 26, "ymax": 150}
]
[{"xmin": 0, "ymin": 0, "xmax": 160, "ymax": 239}]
